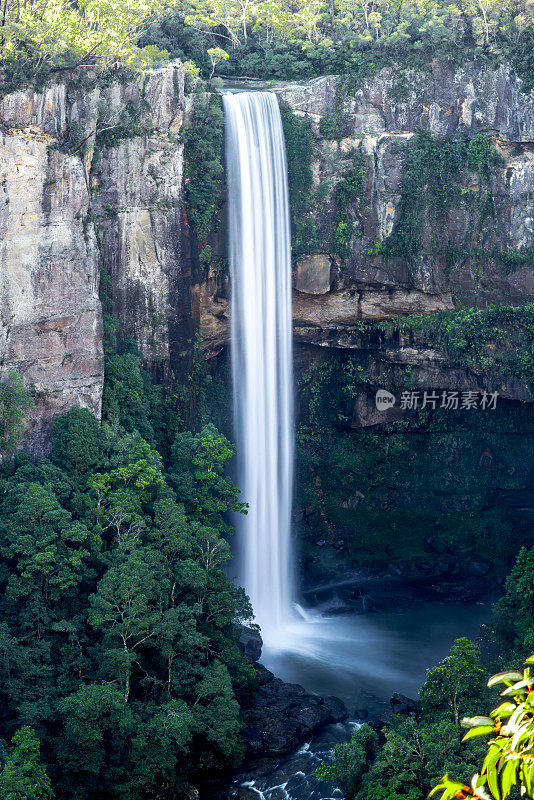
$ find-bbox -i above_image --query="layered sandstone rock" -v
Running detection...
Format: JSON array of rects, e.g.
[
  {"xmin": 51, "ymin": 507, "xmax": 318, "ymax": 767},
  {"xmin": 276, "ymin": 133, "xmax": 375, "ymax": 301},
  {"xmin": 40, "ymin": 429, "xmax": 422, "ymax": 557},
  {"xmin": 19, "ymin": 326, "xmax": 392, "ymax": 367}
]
[
  {"xmin": 1, "ymin": 59, "xmax": 534, "ymax": 448},
  {"xmin": 272, "ymin": 64, "xmax": 534, "ymax": 308},
  {"xmin": 91, "ymin": 65, "xmax": 191, "ymax": 376},
  {"xmin": 0, "ymin": 88, "xmax": 102, "ymax": 455},
  {"xmin": 0, "ymin": 63, "xmax": 188, "ymax": 452}
]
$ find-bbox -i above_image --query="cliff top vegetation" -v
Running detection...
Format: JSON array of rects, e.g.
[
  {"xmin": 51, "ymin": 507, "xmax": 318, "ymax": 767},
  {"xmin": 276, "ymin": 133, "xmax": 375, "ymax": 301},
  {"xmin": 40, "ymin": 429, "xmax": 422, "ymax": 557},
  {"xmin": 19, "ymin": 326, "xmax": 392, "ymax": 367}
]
[{"xmin": 0, "ymin": 0, "xmax": 533, "ymax": 94}]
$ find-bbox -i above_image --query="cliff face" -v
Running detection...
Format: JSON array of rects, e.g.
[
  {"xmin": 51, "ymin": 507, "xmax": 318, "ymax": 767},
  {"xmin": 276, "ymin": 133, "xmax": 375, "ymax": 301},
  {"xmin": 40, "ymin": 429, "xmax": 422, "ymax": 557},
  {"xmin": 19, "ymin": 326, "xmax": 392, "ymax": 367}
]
[
  {"xmin": 0, "ymin": 64, "xmax": 190, "ymax": 451},
  {"xmin": 90, "ymin": 67, "xmax": 191, "ymax": 377},
  {"xmin": 1, "ymin": 60, "xmax": 534, "ymax": 446},
  {"xmin": 0, "ymin": 85, "xmax": 102, "ymax": 454},
  {"xmin": 199, "ymin": 63, "xmax": 534, "ymax": 404},
  {"xmin": 276, "ymin": 64, "xmax": 534, "ymax": 308}
]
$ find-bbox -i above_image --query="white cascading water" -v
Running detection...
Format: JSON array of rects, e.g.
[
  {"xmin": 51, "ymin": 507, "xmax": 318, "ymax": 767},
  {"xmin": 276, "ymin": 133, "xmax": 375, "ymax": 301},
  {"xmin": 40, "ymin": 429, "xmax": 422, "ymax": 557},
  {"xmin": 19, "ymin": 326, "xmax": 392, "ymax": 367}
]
[{"xmin": 223, "ymin": 91, "xmax": 295, "ymax": 647}]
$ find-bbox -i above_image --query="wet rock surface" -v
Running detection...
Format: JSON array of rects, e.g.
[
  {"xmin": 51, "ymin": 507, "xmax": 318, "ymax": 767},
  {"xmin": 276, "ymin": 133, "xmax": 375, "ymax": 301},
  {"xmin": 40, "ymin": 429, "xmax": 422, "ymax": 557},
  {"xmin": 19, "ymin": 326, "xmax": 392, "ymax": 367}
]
[
  {"xmin": 231, "ymin": 624, "xmax": 348, "ymax": 760},
  {"xmin": 202, "ymin": 721, "xmax": 356, "ymax": 800},
  {"xmin": 236, "ymin": 625, "xmax": 264, "ymax": 662},
  {"xmin": 241, "ymin": 664, "xmax": 348, "ymax": 758}
]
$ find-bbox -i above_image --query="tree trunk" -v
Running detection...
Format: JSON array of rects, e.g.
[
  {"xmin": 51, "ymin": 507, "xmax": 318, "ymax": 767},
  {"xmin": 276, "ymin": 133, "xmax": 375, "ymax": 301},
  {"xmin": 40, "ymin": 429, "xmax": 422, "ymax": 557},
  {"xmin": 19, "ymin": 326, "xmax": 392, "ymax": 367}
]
[{"xmin": 328, "ymin": 0, "xmax": 336, "ymax": 32}]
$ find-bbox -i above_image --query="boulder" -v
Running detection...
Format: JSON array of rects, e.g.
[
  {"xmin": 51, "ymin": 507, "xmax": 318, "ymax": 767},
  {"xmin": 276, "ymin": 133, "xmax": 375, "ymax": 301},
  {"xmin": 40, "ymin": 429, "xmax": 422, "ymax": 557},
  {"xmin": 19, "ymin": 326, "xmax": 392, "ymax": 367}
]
[
  {"xmin": 424, "ymin": 535, "xmax": 448, "ymax": 554},
  {"xmin": 294, "ymin": 254, "xmax": 332, "ymax": 294},
  {"xmin": 390, "ymin": 692, "xmax": 418, "ymax": 715},
  {"xmin": 340, "ymin": 491, "xmax": 365, "ymax": 510},
  {"xmin": 324, "ymin": 695, "xmax": 349, "ymax": 723},
  {"xmin": 467, "ymin": 559, "xmax": 493, "ymax": 577},
  {"xmin": 240, "ymin": 667, "xmax": 348, "ymax": 757},
  {"xmin": 235, "ymin": 624, "xmax": 263, "ymax": 662}
]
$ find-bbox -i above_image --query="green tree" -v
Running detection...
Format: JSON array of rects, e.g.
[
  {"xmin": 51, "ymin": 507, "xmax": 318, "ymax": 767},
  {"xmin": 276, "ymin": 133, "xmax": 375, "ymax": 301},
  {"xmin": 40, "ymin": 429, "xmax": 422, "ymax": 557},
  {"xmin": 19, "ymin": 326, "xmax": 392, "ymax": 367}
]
[
  {"xmin": 207, "ymin": 46, "xmax": 229, "ymax": 77},
  {"xmin": 316, "ymin": 723, "xmax": 379, "ymax": 797},
  {"xmin": 316, "ymin": 640, "xmax": 489, "ymax": 800},
  {"xmin": 0, "ymin": 0, "xmax": 178, "ymax": 91},
  {"xmin": 0, "ymin": 371, "xmax": 33, "ymax": 454},
  {"xmin": 88, "ymin": 547, "xmax": 167, "ymax": 702},
  {"xmin": 169, "ymin": 423, "xmax": 247, "ymax": 532},
  {"xmin": 0, "ymin": 399, "xmax": 254, "ymax": 798},
  {"xmin": 431, "ymin": 656, "xmax": 534, "ymax": 800},
  {"xmin": 51, "ymin": 409, "xmax": 101, "ymax": 478},
  {"xmin": 420, "ymin": 639, "xmax": 488, "ymax": 725},
  {"xmin": 494, "ymin": 546, "xmax": 534, "ymax": 651},
  {"xmin": 0, "ymin": 727, "xmax": 53, "ymax": 800}
]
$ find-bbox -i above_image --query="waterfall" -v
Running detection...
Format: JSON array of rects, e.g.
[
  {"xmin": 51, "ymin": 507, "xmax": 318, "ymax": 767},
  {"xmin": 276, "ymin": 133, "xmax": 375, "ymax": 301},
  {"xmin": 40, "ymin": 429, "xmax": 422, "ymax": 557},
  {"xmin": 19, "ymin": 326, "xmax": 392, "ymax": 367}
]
[{"xmin": 223, "ymin": 91, "xmax": 295, "ymax": 647}]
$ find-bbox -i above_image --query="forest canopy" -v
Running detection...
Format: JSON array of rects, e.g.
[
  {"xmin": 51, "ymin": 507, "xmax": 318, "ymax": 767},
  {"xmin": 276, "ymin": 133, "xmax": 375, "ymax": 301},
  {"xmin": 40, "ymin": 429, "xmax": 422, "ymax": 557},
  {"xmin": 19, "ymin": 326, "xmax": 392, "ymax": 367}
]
[
  {"xmin": 0, "ymin": 348, "xmax": 255, "ymax": 799},
  {"xmin": 1, "ymin": 0, "xmax": 533, "ymax": 91}
]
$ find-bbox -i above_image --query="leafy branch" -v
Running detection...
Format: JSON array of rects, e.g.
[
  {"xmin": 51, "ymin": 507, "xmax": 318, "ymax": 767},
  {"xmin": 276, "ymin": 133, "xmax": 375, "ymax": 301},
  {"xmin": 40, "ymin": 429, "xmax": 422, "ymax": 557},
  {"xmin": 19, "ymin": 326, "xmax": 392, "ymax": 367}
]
[{"xmin": 431, "ymin": 657, "xmax": 534, "ymax": 800}]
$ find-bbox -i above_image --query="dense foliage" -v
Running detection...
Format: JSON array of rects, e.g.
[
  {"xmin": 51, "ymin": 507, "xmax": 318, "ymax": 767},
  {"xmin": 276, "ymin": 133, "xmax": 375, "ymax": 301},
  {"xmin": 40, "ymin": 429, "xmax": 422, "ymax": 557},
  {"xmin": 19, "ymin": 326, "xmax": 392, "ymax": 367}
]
[
  {"xmin": 318, "ymin": 638, "xmax": 491, "ymax": 800},
  {"xmin": 184, "ymin": 93, "xmax": 225, "ymax": 266},
  {"xmin": 432, "ymin": 657, "xmax": 534, "ymax": 800},
  {"xmin": 0, "ymin": 0, "xmax": 179, "ymax": 94},
  {"xmin": 296, "ymin": 342, "xmax": 534, "ymax": 580},
  {"xmin": 279, "ymin": 104, "xmax": 318, "ymax": 258},
  {"xmin": 0, "ymin": 350, "xmax": 254, "ymax": 798},
  {"xmin": 142, "ymin": 0, "xmax": 534, "ymax": 87},
  {"xmin": 0, "ymin": 372, "xmax": 34, "ymax": 455},
  {"xmin": 1, "ymin": 0, "xmax": 532, "ymax": 93},
  {"xmin": 364, "ymin": 132, "xmax": 504, "ymax": 265},
  {"xmin": 363, "ymin": 303, "xmax": 534, "ymax": 378}
]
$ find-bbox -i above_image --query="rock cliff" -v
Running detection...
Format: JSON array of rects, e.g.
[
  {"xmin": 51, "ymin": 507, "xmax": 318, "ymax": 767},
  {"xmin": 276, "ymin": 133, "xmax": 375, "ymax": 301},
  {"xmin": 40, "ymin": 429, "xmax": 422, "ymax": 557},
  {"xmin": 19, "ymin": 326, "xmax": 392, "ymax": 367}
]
[
  {"xmin": 0, "ymin": 85, "xmax": 102, "ymax": 453},
  {"xmin": 91, "ymin": 66, "xmax": 191, "ymax": 377},
  {"xmin": 0, "ymin": 63, "xmax": 190, "ymax": 450},
  {"xmin": 275, "ymin": 64, "xmax": 534, "ymax": 308},
  {"xmin": 1, "ymin": 59, "xmax": 534, "ymax": 446},
  {"xmin": 199, "ymin": 63, "xmax": 534, "ymax": 405}
]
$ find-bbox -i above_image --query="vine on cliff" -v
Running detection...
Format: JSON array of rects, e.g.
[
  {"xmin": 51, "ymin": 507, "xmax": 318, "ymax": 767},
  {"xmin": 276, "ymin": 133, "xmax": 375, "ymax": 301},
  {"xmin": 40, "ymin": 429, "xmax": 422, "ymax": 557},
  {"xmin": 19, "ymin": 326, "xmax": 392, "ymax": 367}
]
[
  {"xmin": 184, "ymin": 93, "xmax": 225, "ymax": 262},
  {"xmin": 357, "ymin": 303, "xmax": 534, "ymax": 385},
  {"xmin": 279, "ymin": 103, "xmax": 318, "ymax": 258},
  {"xmin": 0, "ymin": 370, "xmax": 34, "ymax": 453},
  {"xmin": 365, "ymin": 132, "xmax": 503, "ymax": 264},
  {"xmin": 332, "ymin": 150, "xmax": 366, "ymax": 259}
]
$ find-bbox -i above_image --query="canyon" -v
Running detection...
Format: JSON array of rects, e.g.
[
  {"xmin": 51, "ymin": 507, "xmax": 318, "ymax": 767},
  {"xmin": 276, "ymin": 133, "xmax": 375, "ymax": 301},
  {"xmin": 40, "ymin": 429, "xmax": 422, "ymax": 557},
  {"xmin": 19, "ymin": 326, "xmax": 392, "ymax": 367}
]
[{"xmin": 1, "ymin": 52, "xmax": 533, "ymax": 800}]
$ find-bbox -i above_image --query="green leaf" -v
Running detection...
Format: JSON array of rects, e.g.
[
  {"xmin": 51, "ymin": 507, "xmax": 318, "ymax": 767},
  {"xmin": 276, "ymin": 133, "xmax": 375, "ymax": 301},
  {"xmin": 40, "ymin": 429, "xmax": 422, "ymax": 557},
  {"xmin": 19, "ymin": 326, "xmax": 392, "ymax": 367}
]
[
  {"xmin": 463, "ymin": 717, "xmax": 495, "ymax": 728},
  {"xmin": 487, "ymin": 756, "xmax": 501, "ymax": 800},
  {"xmin": 463, "ymin": 726, "xmax": 495, "ymax": 742},
  {"xmin": 430, "ymin": 775, "xmax": 469, "ymax": 800},
  {"xmin": 488, "ymin": 672, "xmax": 523, "ymax": 688},
  {"xmin": 500, "ymin": 759, "xmax": 518, "ymax": 798},
  {"xmin": 502, "ymin": 679, "xmax": 532, "ymax": 696},
  {"xmin": 491, "ymin": 703, "xmax": 517, "ymax": 720}
]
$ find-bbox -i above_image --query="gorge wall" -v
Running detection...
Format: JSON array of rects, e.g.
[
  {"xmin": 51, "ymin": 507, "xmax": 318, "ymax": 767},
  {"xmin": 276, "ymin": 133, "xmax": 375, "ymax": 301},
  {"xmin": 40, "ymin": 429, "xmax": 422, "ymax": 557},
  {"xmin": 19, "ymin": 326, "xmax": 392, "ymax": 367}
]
[
  {"xmin": 1, "ymin": 59, "xmax": 534, "ymax": 450},
  {"xmin": 201, "ymin": 64, "xmax": 534, "ymax": 408},
  {"xmin": 0, "ymin": 64, "xmax": 190, "ymax": 452}
]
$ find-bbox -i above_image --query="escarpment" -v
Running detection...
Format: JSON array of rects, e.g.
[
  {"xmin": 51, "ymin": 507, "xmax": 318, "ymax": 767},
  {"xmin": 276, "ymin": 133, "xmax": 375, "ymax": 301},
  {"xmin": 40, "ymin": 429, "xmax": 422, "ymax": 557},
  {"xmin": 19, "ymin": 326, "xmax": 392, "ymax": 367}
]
[
  {"xmin": 1, "ymin": 59, "xmax": 534, "ymax": 449},
  {"xmin": 200, "ymin": 63, "xmax": 534, "ymax": 404},
  {"xmin": 0, "ymin": 63, "xmax": 191, "ymax": 451}
]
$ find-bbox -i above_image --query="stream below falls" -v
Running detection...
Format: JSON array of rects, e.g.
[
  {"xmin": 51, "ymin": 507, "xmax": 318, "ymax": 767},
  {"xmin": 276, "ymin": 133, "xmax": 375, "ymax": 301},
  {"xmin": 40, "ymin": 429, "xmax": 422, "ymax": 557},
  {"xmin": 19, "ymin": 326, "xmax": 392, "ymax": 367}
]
[{"xmin": 224, "ymin": 599, "xmax": 490, "ymax": 800}]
